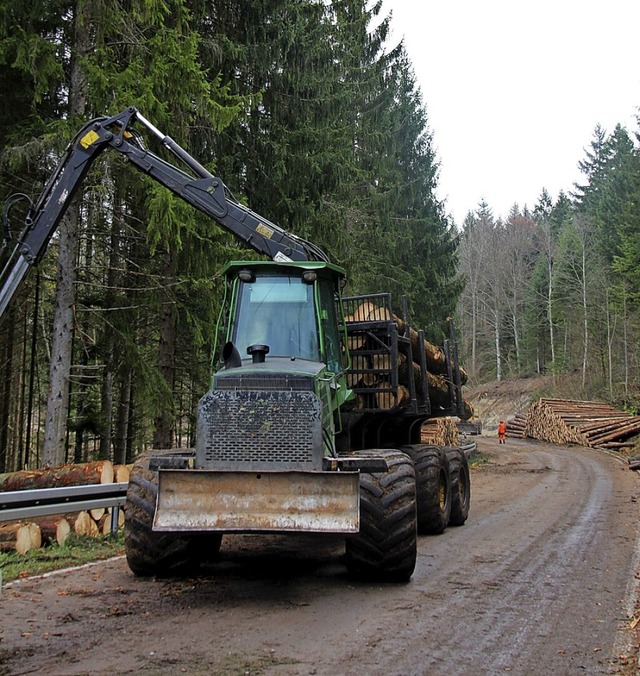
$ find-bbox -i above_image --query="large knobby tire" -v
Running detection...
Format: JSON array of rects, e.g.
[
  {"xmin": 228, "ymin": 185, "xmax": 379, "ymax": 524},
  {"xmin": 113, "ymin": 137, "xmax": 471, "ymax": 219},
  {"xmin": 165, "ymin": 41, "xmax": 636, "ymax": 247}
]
[
  {"xmin": 345, "ymin": 449, "xmax": 417, "ymax": 583},
  {"xmin": 444, "ymin": 446, "xmax": 471, "ymax": 526},
  {"xmin": 124, "ymin": 454, "xmax": 222, "ymax": 576},
  {"xmin": 401, "ymin": 444, "xmax": 452, "ymax": 535}
]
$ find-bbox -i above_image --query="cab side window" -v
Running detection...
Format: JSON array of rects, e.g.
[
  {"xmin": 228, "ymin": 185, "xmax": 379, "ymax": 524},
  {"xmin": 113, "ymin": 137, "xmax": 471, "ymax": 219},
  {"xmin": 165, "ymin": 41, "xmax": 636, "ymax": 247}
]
[{"xmin": 318, "ymin": 279, "xmax": 342, "ymax": 373}]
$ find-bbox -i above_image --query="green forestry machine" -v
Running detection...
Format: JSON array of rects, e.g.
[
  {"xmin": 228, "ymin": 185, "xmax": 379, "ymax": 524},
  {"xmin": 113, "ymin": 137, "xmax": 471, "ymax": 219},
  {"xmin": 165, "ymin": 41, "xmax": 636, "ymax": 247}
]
[{"xmin": 0, "ymin": 107, "xmax": 471, "ymax": 581}]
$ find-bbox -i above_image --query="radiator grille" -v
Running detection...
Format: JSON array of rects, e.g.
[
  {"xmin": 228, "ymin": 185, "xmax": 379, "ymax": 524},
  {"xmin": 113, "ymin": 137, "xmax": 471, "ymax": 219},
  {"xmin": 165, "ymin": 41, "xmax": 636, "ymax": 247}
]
[
  {"xmin": 215, "ymin": 373, "xmax": 314, "ymax": 392},
  {"xmin": 197, "ymin": 389, "xmax": 323, "ymax": 470}
]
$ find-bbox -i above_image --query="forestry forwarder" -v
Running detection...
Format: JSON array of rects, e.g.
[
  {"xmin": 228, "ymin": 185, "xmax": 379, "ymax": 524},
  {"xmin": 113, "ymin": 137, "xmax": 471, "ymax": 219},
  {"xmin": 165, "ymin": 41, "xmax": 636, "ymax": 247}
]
[{"xmin": 0, "ymin": 107, "xmax": 471, "ymax": 582}]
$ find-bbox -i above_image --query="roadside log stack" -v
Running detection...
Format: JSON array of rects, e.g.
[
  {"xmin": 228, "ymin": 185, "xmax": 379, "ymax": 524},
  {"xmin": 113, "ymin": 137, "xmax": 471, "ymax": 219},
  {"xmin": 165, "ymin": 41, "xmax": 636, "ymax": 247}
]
[
  {"xmin": 0, "ymin": 522, "xmax": 42, "ymax": 555},
  {"xmin": 505, "ymin": 413, "xmax": 527, "ymax": 439},
  {"xmin": 523, "ymin": 399, "xmax": 640, "ymax": 449},
  {"xmin": 0, "ymin": 460, "xmax": 131, "ymax": 555}
]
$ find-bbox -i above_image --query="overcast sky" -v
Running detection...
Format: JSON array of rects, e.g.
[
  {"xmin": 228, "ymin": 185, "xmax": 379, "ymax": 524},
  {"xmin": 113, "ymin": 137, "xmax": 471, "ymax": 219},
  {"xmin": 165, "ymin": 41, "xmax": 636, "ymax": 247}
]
[{"xmin": 384, "ymin": 1, "xmax": 640, "ymax": 225}]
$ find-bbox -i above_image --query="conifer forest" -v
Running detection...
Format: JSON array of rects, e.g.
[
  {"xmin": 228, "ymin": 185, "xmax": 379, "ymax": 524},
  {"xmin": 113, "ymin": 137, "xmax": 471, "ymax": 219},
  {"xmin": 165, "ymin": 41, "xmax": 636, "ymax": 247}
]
[{"xmin": 0, "ymin": 1, "xmax": 638, "ymax": 472}]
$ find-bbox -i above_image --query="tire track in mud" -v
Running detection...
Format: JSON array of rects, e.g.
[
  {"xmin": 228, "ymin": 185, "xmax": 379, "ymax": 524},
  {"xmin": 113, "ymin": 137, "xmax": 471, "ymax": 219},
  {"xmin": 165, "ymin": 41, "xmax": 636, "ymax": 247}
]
[
  {"xmin": 323, "ymin": 443, "xmax": 637, "ymax": 676},
  {"xmin": 446, "ymin": 449, "xmax": 614, "ymax": 674}
]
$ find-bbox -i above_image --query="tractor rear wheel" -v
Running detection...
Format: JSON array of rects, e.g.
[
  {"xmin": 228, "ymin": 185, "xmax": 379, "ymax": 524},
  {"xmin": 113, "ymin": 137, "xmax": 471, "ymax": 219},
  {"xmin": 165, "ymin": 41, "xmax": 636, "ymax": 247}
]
[
  {"xmin": 401, "ymin": 444, "xmax": 452, "ymax": 535},
  {"xmin": 124, "ymin": 454, "xmax": 222, "ymax": 576},
  {"xmin": 445, "ymin": 447, "xmax": 471, "ymax": 526},
  {"xmin": 345, "ymin": 449, "xmax": 417, "ymax": 582}
]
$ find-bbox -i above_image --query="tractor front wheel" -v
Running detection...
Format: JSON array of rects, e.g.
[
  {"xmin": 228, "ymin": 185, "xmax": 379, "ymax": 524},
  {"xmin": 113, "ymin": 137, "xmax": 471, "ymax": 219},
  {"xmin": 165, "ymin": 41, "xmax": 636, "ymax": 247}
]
[
  {"xmin": 124, "ymin": 454, "xmax": 221, "ymax": 576},
  {"xmin": 345, "ymin": 449, "xmax": 417, "ymax": 582}
]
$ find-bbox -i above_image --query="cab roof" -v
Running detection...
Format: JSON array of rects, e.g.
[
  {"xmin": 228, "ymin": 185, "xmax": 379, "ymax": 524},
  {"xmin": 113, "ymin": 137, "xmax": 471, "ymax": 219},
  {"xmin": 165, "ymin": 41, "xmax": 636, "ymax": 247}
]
[{"xmin": 222, "ymin": 260, "xmax": 346, "ymax": 279}]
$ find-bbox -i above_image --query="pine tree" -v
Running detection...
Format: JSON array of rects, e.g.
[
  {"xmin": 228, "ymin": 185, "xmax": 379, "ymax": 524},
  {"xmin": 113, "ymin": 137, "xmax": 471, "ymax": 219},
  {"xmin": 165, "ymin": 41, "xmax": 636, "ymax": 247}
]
[{"xmin": 0, "ymin": 0, "xmax": 246, "ymax": 462}]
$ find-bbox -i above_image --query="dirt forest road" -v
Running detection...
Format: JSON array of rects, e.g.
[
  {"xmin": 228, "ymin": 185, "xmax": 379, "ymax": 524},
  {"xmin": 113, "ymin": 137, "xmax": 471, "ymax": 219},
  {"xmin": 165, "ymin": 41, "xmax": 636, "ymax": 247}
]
[{"xmin": 2, "ymin": 437, "xmax": 640, "ymax": 675}]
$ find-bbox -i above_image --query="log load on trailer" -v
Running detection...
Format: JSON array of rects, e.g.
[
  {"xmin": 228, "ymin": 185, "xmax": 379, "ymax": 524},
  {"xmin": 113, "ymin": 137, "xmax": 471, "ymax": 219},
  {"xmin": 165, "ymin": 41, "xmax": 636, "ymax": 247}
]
[{"xmin": 0, "ymin": 107, "xmax": 471, "ymax": 582}]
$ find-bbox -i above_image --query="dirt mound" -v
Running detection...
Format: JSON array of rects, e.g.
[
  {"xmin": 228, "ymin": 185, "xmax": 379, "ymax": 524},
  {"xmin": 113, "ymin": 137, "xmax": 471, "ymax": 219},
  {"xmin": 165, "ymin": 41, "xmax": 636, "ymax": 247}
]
[{"xmin": 465, "ymin": 376, "xmax": 551, "ymax": 432}]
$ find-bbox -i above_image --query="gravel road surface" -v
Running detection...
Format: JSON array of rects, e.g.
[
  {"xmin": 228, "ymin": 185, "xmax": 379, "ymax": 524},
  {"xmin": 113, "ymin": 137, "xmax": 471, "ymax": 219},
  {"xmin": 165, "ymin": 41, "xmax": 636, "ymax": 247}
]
[{"xmin": 1, "ymin": 437, "xmax": 639, "ymax": 675}]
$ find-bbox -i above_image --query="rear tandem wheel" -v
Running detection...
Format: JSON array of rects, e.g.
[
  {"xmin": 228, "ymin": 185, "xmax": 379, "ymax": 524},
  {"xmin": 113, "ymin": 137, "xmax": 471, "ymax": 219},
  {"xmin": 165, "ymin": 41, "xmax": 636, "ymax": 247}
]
[
  {"xmin": 401, "ymin": 444, "xmax": 452, "ymax": 535},
  {"xmin": 444, "ymin": 446, "xmax": 471, "ymax": 526}
]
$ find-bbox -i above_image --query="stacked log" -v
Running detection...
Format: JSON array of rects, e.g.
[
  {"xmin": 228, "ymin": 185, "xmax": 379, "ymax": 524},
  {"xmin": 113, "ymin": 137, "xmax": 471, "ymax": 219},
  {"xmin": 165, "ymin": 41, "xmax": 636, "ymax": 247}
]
[
  {"xmin": 375, "ymin": 384, "xmax": 411, "ymax": 410},
  {"xmin": 396, "ymin": 319, "xmax": 449, "ymax": 378},
  {"xmin": 505, "ymin": 413, "xmax": 527, "ymax": 439},
  {"xmin": 62, "ymin": 501, "xmax": 128, "ymax": 539},
  {"xmin": 523, "ymin": 399, "xmax": 640, "ymax": 449},
  {"xmin": 0, "ymin": 460, "xmax": 132, "ymax": 554},
  {"xmin": 0, "ymin": 460, "xmax": 114, "ymax": 491},
  {"xmin": 37, "ymin": 516, "xmax": 72, "ymax": 546},
  {"xmin": 114, "ymin": 464, "xmax": 131, "ymax": 483},
  {"xmin": 420, "ymin": 418, "xmax": 459, "ymax": 446},
  {"xmin": 98, "ymin": 507, "xmax": 125, "ymax": 535},
  {"xmin": 345, "ymin": 302, "xmax": 469, "ymax": 385},
  {"xmin": 0, "ymin": 522, "xmax": 42, "ymax": 555}
]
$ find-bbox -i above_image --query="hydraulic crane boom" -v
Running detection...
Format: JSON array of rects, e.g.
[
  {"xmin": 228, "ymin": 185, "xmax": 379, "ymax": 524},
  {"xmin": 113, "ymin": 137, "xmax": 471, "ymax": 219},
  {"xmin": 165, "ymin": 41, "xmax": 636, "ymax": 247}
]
[{"xmin": 0, "ymin": 106, "xmax": 328, "ymax": 319}]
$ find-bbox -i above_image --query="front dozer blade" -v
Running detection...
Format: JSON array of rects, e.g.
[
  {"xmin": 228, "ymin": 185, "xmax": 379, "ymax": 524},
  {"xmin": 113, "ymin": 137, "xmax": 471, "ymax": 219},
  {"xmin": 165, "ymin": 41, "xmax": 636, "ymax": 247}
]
[{"xmin": 154, "ymin": 470, "xmax": 360, "ymax": 533}]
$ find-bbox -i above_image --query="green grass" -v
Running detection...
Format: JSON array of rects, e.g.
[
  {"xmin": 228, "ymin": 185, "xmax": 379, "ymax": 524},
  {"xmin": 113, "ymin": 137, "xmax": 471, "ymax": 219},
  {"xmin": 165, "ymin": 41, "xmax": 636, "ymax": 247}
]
[
  {"xmin": 0, "ymin": 533, "xmax": 124, "ymax": 584},
  {"xmin": 469, "ymin": 451, "xmax": 491, "ymax": 467}
]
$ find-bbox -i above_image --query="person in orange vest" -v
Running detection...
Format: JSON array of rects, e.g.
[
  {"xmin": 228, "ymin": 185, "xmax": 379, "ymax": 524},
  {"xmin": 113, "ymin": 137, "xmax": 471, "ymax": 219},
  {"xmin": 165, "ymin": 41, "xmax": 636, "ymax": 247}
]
[{"xmin": 498, "ymin": 420, "xmax": 507, "ymax": 444}]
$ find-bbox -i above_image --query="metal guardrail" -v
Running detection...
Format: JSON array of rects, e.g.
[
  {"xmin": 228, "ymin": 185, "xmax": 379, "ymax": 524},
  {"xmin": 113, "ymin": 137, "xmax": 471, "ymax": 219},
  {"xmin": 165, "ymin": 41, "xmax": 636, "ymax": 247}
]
[
  {"xmin": 0, "ymin": 483, "xmax": 128, "ymax": 531},
  {"xmin": 459, "ymin": 441, "xmax": 477, "ymax": 457}
]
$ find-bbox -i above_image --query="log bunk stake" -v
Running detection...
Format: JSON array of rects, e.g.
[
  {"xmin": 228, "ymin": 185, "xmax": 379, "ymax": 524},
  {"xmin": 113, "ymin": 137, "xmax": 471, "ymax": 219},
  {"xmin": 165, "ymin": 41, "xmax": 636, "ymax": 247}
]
[{"xmin": 343, "ymin": 299, "xmax": 473, "ymax": 421}]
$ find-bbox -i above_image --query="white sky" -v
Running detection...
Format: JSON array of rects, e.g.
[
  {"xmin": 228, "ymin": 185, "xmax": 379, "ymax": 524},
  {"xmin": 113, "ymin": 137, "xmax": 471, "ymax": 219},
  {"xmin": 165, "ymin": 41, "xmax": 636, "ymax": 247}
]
[{"xmin": 384, "ymin": 1, "xmax": 640, "ymax": 225}]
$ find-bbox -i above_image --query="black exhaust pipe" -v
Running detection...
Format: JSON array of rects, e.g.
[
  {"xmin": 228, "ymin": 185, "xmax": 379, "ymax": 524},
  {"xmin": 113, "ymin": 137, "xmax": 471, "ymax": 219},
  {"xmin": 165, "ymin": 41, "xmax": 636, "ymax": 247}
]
[{"xmin": 222, "ymin": 341, "xmax": 242, "ymax": 369}]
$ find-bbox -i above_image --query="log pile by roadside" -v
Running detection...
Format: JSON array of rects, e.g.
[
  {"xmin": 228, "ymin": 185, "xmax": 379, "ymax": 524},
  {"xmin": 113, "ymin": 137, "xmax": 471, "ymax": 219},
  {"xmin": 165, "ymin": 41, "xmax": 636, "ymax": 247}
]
[
  {"xmin": 0, "ymin": 461, "xmax": 131, "ymax": 555},
  {"xmin": 523, "ymin": 399, "xmax": 640, "ymax": 449},
  {"xmin": 505, "ymin": 413, "xmax": 527, "ymax": 439},
  {"xmin": 0, "ymin": 460, "xmax": 116, "ymax": 491},
  {"xmin": 0, "ymin": 521, "xmax": 42, "ymax": 555}
]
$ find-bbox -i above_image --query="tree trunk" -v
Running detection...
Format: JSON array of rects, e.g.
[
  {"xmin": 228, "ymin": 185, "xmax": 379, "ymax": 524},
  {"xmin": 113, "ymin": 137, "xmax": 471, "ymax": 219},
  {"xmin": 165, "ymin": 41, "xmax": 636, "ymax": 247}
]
[
  {"xmin": 114, "ymin": 369, "xmax": 132, "ymax": 465},
  {"xmin": 546, "ymin": 252, "xmax": 556, "ymax": 379},
  {"xmin": 511, "ymin": 311, "xmax": 520, "ymax": 374},
  {"xmin": 42, "ymin": 207, "xmax": 80, "ymax": 467},
  {"xmin": 153, "ymin": 251, "xmax": 178, "ymax": 449},
  {"xmin": 42, "ymin": 0, "xmax": 90, "ymax": 467},
  {"xmin": 153, "ymin": 300, "xmax": 177, "ymax": 448},
  {"xmin": 25, "ymin": 273, "xmax": 41, "ymax": 468},
  {"xmin": 99, "ymin": 208, "xmax": 123, "ymax": 461},
  {"xmin": 0, "ymin": 306, "xmax": 15, "ymax": 473},
  {"xmin": 494, "ymin": 300, "xmax": 502, "ymax": 382},
  {"xmin": 581, "ymin": 247, "xmax": 588, "ymax": 388}
]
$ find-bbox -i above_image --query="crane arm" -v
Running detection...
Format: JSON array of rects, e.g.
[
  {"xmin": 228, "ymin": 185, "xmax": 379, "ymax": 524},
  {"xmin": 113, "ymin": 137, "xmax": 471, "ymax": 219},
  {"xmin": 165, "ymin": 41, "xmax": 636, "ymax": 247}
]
[{"xmin": 0, "ymin": 106, "xmax": 328, "ymax": 319}]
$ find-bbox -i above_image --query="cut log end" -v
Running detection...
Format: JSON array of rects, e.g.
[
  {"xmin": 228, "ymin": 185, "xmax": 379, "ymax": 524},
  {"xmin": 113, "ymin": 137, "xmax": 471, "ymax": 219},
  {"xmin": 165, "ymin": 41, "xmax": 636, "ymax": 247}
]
[{"xmin": 0, "ymin": 522, "xmax": 42, "ymax": 555}]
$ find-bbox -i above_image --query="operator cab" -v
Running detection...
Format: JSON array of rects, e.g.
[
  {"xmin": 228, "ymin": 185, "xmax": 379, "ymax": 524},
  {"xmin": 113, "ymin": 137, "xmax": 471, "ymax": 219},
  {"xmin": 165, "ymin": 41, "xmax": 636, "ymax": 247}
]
[{"xmin": 222, "ymin": 261, "xmax": 346, "ymax": 374}]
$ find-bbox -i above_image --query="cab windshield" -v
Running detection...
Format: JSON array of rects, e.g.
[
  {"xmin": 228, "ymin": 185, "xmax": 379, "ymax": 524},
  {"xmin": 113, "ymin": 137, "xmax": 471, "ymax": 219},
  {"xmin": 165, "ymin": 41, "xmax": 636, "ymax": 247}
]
[{"xmin": 233, "ymin": 275, "xmax": 320, "ymax": 361}]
